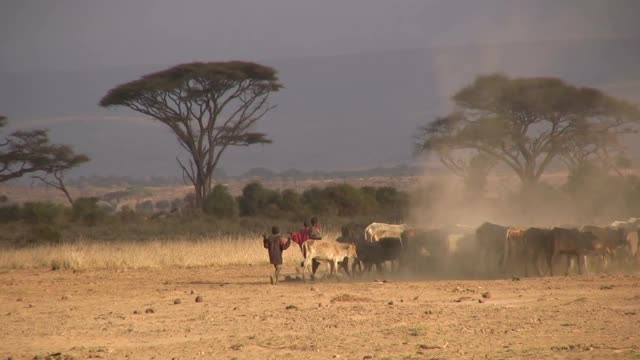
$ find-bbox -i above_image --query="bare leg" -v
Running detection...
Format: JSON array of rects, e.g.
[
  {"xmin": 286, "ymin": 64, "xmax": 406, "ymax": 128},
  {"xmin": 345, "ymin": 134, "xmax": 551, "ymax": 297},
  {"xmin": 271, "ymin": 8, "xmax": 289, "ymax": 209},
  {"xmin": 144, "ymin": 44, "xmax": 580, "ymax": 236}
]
[{"xmin": 274, "ymin": 264, "xmax": 282, "ymax": 285}]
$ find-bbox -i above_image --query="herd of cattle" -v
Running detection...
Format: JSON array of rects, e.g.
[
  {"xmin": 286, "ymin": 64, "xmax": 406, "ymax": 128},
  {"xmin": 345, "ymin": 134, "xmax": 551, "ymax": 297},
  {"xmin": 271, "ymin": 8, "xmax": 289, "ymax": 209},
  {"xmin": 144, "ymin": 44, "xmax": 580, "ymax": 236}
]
[{"xmin": 298, "ymin": 218, "xmax": 640, "ymax": 281}]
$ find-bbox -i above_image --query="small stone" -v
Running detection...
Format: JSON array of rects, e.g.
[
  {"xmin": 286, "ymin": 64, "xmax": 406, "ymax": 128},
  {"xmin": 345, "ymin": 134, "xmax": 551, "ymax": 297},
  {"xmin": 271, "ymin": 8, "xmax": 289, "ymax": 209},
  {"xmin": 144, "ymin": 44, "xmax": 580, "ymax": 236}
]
[
  {"xmin": 482, "ymin": 292, "xmax": 492, "ymax": 299},
  {"xmin": 145, "ymin": 308, "xmax": 155, "ymax": 314},
  {"xmin": 195, "ymin": 296, "xmax": 203, "ymax": 303},
  {"xmin": 133, "ymin": 310, "xmax": 140, "ymax": 314},
  {"xmin": 363, "ymin": 356, "xmax": 373, "ymax": 359},
  {"xmin": 174, "ymin": 299, "xmax": 182, "ymax": 305},
  {"xmin": 61, "ymin": 295, "xmax": 69, "ymax": 300},
  {"xmin": 310, "ymin": 286, "xmax": 317, "ymax": 291},
  {"xmin": 285, "ymin": 304, "xmax": 298, "ymax": 310},
  {"xmin": 16, "ymin": 298, "xmax": 22, "ymax": 302},
  {"xmin": 388, "ymin": 301, "xmax": 394, "ymax": 305},
  {"xmin": 478, "ymin": 299, "xmax": 484, "ymax": 303},
  {"xmin": 512, "ymin": 277, "xmax": 521, "ymax": 281},
  {"xmin": 190, "ymin": 290, "xmax": 195, "ymax": 295}
]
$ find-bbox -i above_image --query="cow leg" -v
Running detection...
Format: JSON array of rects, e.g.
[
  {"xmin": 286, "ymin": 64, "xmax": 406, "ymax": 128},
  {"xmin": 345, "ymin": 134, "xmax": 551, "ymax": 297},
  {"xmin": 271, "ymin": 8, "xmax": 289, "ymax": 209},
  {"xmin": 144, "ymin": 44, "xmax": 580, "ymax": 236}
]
[
  {"xmin": 331, "ymin": 260, "xmax": 340, "ymax": 281},
  {"xmin": 565, "ymin": 255, "xmax": 572, "ymax": 276},
  {"xmin": 341, "ymin": 258, "xmax": 351, "ymax": 277},
  {"xmin": 577, "ymin": 255, "xmax": 585, "ymax": 275},
  {"xmin": 351, "ymin": 258, "xmax": 362, "ymax": 275},
  {"xmin": 311, "ymin": 259, "xmax": 321, "ymax": 279},
  {"xmin": 302, "ymin": 256, "xmax": 312, "ymax": 282}
]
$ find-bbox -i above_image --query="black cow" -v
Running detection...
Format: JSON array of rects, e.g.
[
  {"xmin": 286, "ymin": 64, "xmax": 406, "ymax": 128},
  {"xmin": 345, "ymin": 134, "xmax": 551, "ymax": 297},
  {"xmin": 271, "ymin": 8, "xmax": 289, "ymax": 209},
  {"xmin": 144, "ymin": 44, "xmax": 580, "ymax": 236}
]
[
  {"xmin": 475, "ymin": 222, "xmax": 509, "ymax": 275},
  {"xmin": 400, "ymin": 228, "xmax": 449, "ymax": 273},
  {"xmin": 522, "ymin": 227, "xmax": 554, "ymax": 276},
  {"xmin": 355, "ymin": 237, "xmax": 403, "ymax": 274}
]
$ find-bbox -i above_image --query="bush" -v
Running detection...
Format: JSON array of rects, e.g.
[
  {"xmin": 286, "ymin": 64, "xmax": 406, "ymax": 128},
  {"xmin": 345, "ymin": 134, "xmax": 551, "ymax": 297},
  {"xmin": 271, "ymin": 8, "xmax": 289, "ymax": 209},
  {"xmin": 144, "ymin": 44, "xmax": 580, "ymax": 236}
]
[
  {"xmin": 203, "ymin": 184, "xmax": 237, "ymax": 218},
  {"xmin": 237, "ymin": 182, "xmax": 282, "ymax": 216},
  {"xmin": 155, "ymin": 200, "xmax": 171, "ymax": 212},
  {"xmin": 376, "ymin": 186, "xmax": 409, "ymax": 218},
  {"xmin": 118, "ymin": 205, "xmax": 139, "ymax": 222},
  {"xmin": 302, "ymin": 186, "xmax": 334, "ymax": 215},
  {"xmin": 72, "ymin": 197, "xmax": 106, "ymax": 226},
  {"xmin": 280, "ymin": 189, "xmax": 304, "ymax": 213},
  {"xmin": 22, "ymin": 202, "xmax": 64, "ymax": 225},
  {"xmin": 324, "ymin": 184, "xmax": 366, "ymax": 216},
  {"xmin": 135, "ymin": 200, "xmax": 155, "ymax": 214},
  {"xmin": 30, "ymin": 224, "xmax": 63, "ymax": 244},
  {"xmin": 0, "ymin": 204, "xmax": 21, "ymax": 223}
]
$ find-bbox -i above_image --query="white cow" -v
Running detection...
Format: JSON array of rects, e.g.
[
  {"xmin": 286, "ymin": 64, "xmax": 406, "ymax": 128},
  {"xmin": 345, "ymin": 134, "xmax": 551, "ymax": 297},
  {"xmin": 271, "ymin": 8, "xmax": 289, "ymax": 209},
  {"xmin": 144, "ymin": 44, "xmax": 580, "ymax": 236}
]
[{"xmin": 364, "ymin": 222, "xmax": 410, "ymax": 242}]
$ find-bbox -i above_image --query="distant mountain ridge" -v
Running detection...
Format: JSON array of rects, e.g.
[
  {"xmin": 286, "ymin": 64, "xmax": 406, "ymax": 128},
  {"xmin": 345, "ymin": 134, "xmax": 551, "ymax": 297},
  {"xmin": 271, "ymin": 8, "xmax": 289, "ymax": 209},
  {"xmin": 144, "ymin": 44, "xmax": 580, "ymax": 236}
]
[{"xmin": 1, "ymin": 37, "xmax": 639, "ymax": 178}]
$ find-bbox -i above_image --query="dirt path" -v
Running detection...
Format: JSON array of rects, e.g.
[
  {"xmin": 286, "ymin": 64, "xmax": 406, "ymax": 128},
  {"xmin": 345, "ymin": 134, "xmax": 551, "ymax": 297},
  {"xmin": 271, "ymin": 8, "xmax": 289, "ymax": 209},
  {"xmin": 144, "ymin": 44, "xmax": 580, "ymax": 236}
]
[{"xmin": 1, "ymin": 266, "xmax": 639, "ymax": 359}]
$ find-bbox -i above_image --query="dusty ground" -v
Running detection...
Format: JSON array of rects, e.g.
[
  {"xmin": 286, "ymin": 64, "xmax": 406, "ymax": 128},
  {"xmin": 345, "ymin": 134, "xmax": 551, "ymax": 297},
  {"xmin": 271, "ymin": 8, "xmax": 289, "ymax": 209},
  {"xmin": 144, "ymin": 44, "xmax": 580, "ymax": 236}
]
[{"xmin": 1, "ymin": 266, "xmax": 639, "ymax": 360}]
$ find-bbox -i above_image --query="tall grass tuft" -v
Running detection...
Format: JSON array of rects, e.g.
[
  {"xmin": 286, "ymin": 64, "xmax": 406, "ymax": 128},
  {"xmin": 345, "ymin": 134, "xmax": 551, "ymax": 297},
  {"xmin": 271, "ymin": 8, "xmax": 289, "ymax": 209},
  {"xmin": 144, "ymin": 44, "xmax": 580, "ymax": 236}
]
[{"xmin": 0, "ymin": 232, "xmax": 339, "ymax": 270}]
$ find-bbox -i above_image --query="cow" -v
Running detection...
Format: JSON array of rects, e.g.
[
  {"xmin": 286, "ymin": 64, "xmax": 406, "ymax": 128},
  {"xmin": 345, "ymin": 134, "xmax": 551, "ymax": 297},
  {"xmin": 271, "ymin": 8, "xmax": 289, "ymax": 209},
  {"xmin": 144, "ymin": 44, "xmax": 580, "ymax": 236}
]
[
  {"xmin": 522, "ymin": 227, "xmax": 554, "ymax": 276},
  {"xmin": 439, "ymin": 224, "xmax": 475, "ymax": 255},
  {"xmin": 301, "ymin": 240, "xmax": 358, "ymax": 282},
  {"xmin": 355, "ymin": 237, "xmax": 403, "ymax": 274},
  {"xmin": 475, "ymin": 222, "xmax": 509, "ymax": 276},
  {"xmin": 364, "ymin": 222, "xmax": 410, "ymax": 242},
  {"xmin": 610, "ymin": 219, "xmax": 640, "ymax": 268},
  {"xmin": 580, "ymin": 225, "xmax": 628, "ymax": 272},
  {"xmin": 549, "ymin": 227, "xmax": 598, "ymax": 276},
  {"xmin": 336, "ymin": 223, "xmax": 367, "ymax": 274},
  {"xmin": 503, "ymin": 226, "xmax": 528, "ymax": 277},
  {"xmin": 400, "ymin": 228, "xmax": 449, "ymax": 273}
]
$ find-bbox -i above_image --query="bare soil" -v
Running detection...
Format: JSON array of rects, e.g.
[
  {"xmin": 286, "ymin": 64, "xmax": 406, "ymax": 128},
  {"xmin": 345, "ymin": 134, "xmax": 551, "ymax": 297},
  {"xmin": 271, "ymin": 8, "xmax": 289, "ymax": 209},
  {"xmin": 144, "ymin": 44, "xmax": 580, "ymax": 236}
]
[{"xmin": 1, "ymin": 266, "xmax": 639, "ymax": 359}]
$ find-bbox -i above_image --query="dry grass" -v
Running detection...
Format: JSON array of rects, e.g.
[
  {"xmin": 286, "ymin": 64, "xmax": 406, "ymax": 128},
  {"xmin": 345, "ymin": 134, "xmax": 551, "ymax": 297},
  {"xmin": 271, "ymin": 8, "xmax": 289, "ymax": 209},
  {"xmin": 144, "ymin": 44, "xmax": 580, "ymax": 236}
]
[{"xmin": 0, "ymin": 232, "xmax": 338, "ymax": 270}]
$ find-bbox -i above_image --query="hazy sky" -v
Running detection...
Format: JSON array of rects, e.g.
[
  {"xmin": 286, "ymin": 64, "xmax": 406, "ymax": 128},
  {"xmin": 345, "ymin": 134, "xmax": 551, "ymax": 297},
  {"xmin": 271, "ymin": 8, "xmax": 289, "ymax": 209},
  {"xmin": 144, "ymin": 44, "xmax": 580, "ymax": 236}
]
[
  {"xmin": 2, "ymin": 0, "xmax": 639, "ymax": 72},
  {"xmin": 1, "ymin": 0, "xmax": 639, "ymax": 177}
]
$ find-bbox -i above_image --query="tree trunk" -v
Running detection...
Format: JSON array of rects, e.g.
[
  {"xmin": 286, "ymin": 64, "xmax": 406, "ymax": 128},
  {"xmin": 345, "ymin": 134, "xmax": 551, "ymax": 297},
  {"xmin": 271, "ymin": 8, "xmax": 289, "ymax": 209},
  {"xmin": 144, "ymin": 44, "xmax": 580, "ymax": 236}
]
[{"xmin": 59, "ymin": 181, "xmax": 74, "ymax": 206}]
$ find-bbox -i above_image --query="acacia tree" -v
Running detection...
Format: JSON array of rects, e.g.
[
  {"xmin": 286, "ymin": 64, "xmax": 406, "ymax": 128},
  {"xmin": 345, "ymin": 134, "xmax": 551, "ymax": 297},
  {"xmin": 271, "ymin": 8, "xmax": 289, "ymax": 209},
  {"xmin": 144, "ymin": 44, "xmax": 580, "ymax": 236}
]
[
  {"xmin": 31, "ymin": 145, "xmax": 90, "ymax": 205},
  {"xmin": 0, "ymin": 115, "xmax": 89, "ymax": 203},
  {"xmin": 417, "ymin": 74, "xmax": 640, "ymax": 188},
  {"xmin": 99, "ymin": 61, "xmax": 282, "ymax": 208}
]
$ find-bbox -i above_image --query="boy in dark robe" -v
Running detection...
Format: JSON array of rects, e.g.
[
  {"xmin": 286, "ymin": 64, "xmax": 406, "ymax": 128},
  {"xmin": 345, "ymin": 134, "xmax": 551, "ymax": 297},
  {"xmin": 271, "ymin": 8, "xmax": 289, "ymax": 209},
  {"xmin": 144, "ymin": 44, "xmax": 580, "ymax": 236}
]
[{"xmin": 263, "ymin": 226, "xmax": 292, "ymax": 285}]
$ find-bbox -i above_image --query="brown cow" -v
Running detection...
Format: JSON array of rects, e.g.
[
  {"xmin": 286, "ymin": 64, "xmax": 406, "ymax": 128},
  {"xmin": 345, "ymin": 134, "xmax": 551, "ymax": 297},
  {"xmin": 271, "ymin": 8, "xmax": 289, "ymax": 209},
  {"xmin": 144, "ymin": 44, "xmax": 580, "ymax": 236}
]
[
  {"xmin": 503, "ymin": 226, "xmax": 527, "ymax": 277},
  {"xmin": 549, "ymin": 227, "xmax": 598, "ymax": 276},
  {"xmin": 580, "ymin": 225, "xmax": 628, "ymax": 272}
]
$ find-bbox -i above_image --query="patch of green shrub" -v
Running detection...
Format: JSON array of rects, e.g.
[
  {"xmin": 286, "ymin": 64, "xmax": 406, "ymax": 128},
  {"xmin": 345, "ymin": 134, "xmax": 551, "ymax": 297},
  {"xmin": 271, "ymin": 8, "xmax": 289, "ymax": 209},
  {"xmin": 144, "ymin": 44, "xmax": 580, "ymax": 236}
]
[
  {"xmin": 30, "ymin": 224, "xmax": 63, "ymax": 244},
  {"xmin": 0, "ymin": 204, "xmax": 21, "ymax": 222},
  {"xmin": 72, "ymin": 197, "xmax": 106, "ymax": 226},
  {"xmin": 135, "ymin": 200, "xmax": 155, "ymax": 214},
  {"xmin": 237, "ymin": 182, "xmax": 282, "ymax": 217},
  {"xmin": 22, "ymin": 202, "xmax": 64, "ymax": 225},
  {"xmin": 203, "ymin": 184, "xmax": 238, "ymax": 218}
]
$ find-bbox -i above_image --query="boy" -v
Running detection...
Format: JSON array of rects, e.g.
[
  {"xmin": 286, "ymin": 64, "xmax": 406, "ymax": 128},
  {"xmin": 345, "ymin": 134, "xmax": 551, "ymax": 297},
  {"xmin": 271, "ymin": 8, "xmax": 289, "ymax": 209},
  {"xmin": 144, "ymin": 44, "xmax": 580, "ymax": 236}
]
[
  {"xmin": 262, "ymin": 226, "xmax": 292, "ymax": 285},
  {"xmin": 309, "ymin": 217, "xmax": 322, "ymax": 240}
]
